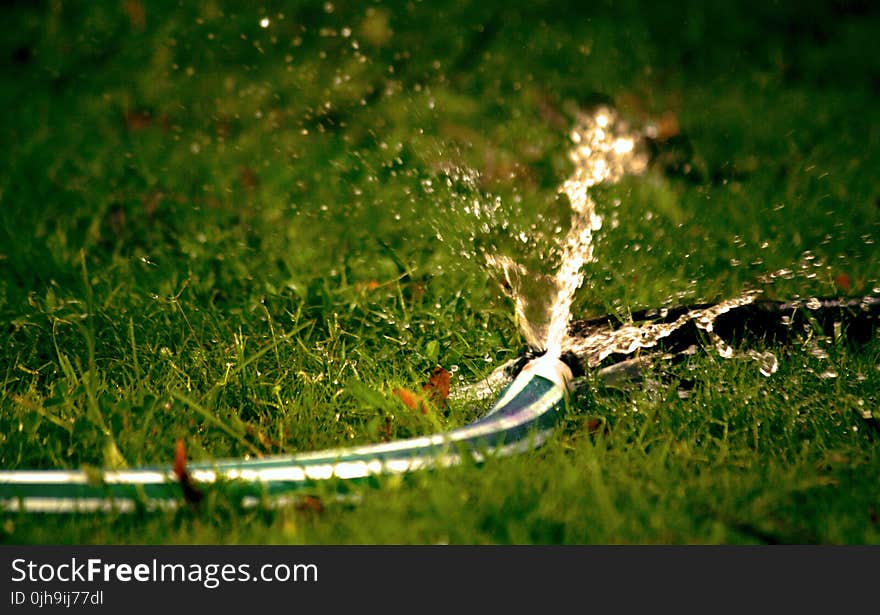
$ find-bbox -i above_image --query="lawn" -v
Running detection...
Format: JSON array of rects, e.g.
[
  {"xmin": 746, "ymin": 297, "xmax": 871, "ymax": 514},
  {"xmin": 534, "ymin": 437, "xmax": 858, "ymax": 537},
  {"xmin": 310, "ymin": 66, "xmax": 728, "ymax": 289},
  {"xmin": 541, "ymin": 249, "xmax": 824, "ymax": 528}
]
[{"xmin": 1, "ymin": 0, "xmax": 879, "ymax": 543}]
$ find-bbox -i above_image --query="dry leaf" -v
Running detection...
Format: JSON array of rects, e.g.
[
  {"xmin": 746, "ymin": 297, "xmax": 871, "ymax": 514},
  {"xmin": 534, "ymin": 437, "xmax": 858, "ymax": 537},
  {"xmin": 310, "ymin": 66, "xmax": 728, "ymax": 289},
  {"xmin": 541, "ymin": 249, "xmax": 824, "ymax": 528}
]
[
  {"xmin": 295, "ymin": 495, "xmax": 324, "ymax": 514},
  {"xmin": 586, "ymin": 418, "xmax": 610, "ymax": 437},
  {"xmin": 173, "ymin": 439, "xmax": 204, "ymax": 505},
  {"xmin": 394, "ymin": 366, "xmax": 450, "ymax": 414},
  {"xmin": 125, "ymin": 110, "xmax": 152, "ymax": 131},
  {"xmin": 173, "ymin": 439, "xmax": 187, "ymax": 479},
  {"xmin": 394, "ymin": 386, "xmax": 424, "ymax": 413},
  {"xmin": 355, "ymin": 280, "xmax": 381, "ymax": 292},
  {"xmin": 657, "ymin": 110, "xmax": 680, "ymax": 141},
  {"xmin": 422, "ymin": 366, "xmax": 450, "ymax": 406}
]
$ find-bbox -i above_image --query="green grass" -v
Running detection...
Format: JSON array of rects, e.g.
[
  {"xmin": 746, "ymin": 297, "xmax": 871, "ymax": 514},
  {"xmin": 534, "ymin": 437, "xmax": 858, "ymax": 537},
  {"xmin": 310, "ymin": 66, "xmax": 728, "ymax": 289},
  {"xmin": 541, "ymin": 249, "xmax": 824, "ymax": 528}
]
[{"xmin": 1, "ymin": 0, "xmax": 879, "ymax": 544}]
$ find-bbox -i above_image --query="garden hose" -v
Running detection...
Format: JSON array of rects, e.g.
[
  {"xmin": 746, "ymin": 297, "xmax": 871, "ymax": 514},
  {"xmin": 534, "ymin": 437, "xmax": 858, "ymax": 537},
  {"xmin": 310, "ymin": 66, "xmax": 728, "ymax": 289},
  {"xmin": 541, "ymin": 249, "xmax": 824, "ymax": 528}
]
[{"xmin": 0, "ymin": 354, "xmax": 572, "ymax": 513}]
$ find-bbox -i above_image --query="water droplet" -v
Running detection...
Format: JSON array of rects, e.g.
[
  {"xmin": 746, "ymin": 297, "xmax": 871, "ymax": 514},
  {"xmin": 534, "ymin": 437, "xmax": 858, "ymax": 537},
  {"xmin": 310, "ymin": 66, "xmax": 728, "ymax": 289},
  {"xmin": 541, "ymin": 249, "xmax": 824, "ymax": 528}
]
[
  {"xmin": 749, "ymin": 350, "xmax": 778, "ymax": 377},
  {"xmin": 715, "ymin": 340, "xmax": 734, "ymax": 358},
  {"xmin": 809, "ymin": 343, "xmax": 830, "ymax": 360}
]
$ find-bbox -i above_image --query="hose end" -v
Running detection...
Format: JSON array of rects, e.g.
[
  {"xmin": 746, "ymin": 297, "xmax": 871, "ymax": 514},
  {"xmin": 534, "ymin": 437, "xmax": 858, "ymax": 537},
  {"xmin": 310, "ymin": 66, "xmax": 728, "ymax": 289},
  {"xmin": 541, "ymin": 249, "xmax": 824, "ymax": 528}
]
[{"xmin": 519, "ymin": 353, "xmax": 573, "ymax": 391}]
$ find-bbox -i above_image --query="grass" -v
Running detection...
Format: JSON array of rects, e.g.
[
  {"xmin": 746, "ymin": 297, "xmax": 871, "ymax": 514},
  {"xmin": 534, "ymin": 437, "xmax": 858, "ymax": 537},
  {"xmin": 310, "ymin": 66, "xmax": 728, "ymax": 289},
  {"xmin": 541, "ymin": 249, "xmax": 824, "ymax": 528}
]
[{"xmin": 1, "ymin": 0, "xmax": 879, "ymax": 544}]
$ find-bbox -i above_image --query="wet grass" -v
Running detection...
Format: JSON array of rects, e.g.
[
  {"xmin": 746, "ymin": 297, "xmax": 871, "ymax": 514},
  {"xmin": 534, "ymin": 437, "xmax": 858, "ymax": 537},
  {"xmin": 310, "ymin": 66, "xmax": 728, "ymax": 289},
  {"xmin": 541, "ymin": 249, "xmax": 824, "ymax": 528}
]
[{"xmin": 1, "ymin": 0, "xmax": 879, "ymax": 544}]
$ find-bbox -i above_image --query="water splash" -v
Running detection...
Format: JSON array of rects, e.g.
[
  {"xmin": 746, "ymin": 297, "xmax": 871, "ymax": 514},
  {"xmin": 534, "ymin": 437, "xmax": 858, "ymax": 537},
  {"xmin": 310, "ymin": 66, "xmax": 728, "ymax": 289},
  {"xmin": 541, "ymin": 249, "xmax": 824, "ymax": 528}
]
[
  {"xmin": 490, "ymin": 106, "xmax": 648, "ymax": 358},
  {"xmin": 747, "ymin": 350, "xmax": 779, "ymax": 377},
  {"xmin": 546, "ymin": 107, "xmax": 649, "ymax": 358},
  {"xmin": 455, "ymin": 103, "xmax": 771, "ymax": 402},
  {"xmin": 461, "ymin": 106, "xmax": 860, "ymax": 400},
  {"xmin": 563, "ymin": 291, "xmax": 759, "ymax": 367},
  {"xmin": 484, "ymin": 254, "xmax": 557, "ymax": 350}
]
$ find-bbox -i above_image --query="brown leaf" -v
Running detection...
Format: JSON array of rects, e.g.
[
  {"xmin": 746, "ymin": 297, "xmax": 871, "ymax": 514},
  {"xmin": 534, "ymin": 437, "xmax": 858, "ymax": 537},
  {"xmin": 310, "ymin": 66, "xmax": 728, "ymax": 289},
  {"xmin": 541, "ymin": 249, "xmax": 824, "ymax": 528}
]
[
  {"xmin": 394, "ymin": 387, "xmax": 425, "ymax": 413},
  {"xmin": 355, "ymin": 280, "xmax": 381, "ymax": 292},
  {"xmin": 657, "ymin": 110, "xmax": 680, "ymax": 141},
  {"xmin": 173, "ymin": 439, "xmax": 204, "ymax": 505},
  {"xmin": 422, "ymin": 366, "xmax": 450, "ymax": 406},
  {"xmin": 394, "ymin": 366, "xmax": 451, "ymax": 414},
  {"xmin": 173, "ymin": 439, "xmax": 187, "ymax": 480},
  {"xmin": 586, "ymin": 418, "xmax": 610, "ymax": 437},
  {"xmin": 125, "ymin": 110, "xmax": 153, "ymax": 131},
  {"xmin": 295, "ymin": 495, "xmax": 324, "ymax": 514}
]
